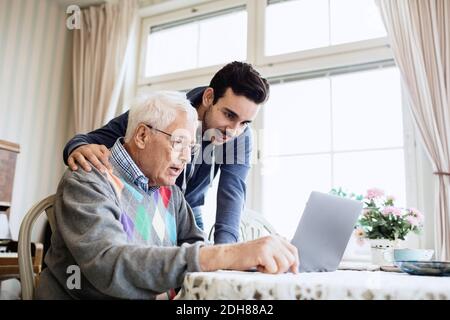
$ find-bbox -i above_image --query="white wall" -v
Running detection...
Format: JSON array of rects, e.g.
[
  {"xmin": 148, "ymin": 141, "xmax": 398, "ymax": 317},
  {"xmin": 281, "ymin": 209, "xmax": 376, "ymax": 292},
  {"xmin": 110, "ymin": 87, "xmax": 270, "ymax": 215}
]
[{"xmin": 0, "ymin": 0, "xmax": 74, "ymax": 239}]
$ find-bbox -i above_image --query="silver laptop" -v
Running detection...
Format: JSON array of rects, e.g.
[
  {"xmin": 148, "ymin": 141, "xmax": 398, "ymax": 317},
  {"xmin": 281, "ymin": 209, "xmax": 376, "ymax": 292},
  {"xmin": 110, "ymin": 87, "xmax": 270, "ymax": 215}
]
[{"xmin": 291, "ymin": 191, "xmax": 363, "ymax": 272}]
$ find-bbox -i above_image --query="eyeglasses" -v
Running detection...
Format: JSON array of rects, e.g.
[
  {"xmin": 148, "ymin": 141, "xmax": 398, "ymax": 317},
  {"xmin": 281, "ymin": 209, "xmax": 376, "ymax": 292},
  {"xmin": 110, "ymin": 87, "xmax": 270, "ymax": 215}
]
[{"xmin": 144, "ymin": 124, "xmax": 201, "ymax": 155}]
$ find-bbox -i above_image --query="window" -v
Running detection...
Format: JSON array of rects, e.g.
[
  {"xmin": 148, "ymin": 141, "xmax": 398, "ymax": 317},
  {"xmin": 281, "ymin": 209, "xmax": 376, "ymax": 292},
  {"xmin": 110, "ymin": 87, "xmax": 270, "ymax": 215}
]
[
  {"xmin": 144, "ymin": 7, "xmax": 247, "ymax": 78},
  {"xmin": 265, "ymin": 0, "xmax": 387, "ymax": 56},
  {"xmin": 138, "ymin": 0, "xmax": 422, "ymax": 257},
  {"xmin": 261, "ymin": 66, "xmax": 406, "ymax": 240}
]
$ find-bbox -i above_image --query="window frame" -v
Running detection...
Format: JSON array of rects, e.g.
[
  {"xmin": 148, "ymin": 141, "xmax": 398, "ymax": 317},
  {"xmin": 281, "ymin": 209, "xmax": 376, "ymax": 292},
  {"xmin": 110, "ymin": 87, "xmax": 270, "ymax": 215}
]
[
  {"xmin": 253, "ymin": 64, "xmax": 420, "ymax": 259},
  {"xmin": 138, "ymin": 0, "xmax": 393, "ymax": 89},
  {"xmin": 138, "ymin": 0, "xmax": 249, "ymax": 87},
  {"xmin": 137, "ymin": 0, "xmax": 429, "ymax": 252},
  {"xmin": 253, "ymin": 0, "xmax": 391, "ymax": 67}
]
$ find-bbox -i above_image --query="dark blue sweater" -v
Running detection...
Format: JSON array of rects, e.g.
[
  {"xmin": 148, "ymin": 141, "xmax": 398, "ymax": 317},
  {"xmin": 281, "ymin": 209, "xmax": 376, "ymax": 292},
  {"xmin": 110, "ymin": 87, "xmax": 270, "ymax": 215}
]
[{"xmin": 63, "ymin": 87, "xmax": 252, "ymax": 244}]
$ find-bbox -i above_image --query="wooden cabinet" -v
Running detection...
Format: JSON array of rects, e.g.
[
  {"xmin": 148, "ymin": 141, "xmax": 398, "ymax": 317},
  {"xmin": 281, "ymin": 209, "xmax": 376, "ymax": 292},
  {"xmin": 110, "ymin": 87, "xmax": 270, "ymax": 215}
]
[{"xmin": 0, "ymin": 140, "xmax": 20, "ymax": 220}]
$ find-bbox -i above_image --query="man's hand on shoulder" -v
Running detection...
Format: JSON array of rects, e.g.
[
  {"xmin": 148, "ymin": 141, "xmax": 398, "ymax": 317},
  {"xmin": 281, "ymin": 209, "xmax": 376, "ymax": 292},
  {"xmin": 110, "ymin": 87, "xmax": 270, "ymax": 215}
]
[{"xmin": 68, "ymin": 144, "xmax": 112, "ymax": 173}]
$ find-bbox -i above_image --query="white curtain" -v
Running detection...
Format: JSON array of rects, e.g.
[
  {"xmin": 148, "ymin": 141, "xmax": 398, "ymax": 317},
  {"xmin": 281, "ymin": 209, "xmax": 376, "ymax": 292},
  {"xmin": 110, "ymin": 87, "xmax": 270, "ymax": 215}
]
[
  {"xmin": 73, "ymin": 0, "xmax": 138, "ymax": 133},
  {"xmin": 376, "ymin": 0, "xmax": 450, "ymax": 260}
]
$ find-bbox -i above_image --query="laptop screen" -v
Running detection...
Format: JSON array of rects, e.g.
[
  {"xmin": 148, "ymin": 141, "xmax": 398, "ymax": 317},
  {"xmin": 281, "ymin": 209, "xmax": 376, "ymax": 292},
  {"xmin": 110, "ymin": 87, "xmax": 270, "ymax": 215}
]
[{"xmin": 291, "ymin": 191, "xmax": 363, "ymax": 272}]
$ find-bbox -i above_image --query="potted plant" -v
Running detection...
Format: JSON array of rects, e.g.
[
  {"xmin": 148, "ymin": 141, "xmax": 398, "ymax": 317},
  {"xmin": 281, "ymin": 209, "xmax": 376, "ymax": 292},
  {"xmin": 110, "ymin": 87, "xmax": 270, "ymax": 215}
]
[{"xmin": 330, "ymin": 187, "xmax": 424, "ymax": 265}]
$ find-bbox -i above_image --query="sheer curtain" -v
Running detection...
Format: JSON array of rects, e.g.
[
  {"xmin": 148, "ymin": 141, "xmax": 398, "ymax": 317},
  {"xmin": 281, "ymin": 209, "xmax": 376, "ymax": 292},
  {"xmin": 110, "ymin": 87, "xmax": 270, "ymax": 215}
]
[
  {"xmin": 376, "ymin": 0, "xmax": 450, "ymax": 260},
  {"xmin": 73, "ymin": 0, "xmax": 138, "ymax": 133}
]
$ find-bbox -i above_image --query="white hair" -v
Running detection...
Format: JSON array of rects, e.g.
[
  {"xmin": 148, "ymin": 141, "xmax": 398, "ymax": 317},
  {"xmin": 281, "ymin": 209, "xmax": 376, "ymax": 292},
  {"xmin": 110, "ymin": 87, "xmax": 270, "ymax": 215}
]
[{"xmin": 124, "ymin": 91, "xmax": 198, "ymax": 143}]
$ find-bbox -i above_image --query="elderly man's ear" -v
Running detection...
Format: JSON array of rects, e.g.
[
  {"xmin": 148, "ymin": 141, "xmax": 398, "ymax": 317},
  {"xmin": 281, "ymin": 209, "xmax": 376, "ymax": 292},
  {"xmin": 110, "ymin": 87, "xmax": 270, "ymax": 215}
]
[{"xmin": 134, "ymin": 125, "xmax": 150, "ymax": 149}]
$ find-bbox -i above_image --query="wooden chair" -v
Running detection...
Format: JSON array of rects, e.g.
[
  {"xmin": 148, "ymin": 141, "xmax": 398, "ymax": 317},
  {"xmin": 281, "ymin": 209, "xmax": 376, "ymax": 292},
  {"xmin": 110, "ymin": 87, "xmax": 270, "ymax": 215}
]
[
  {"xmin": 0, "ymin": 240, "xmax": 43, "ymax": 281},
  {"xmin": 18, "ymin": 195, "xmax": 56, "ymax": 300}
]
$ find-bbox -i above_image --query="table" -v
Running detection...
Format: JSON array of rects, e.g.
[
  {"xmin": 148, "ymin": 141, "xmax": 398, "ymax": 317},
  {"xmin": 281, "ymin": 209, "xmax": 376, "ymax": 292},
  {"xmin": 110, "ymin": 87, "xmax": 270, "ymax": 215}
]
[
  {"xmin": 0, "ymin": 243, "xmax": 43, "ymax": 280},
  {"xmin": 179, "ymin": 270, "xmax": 450, "ymax": 300},
  {"xmin": 0, "ymin": 252, "xmax": 21, "ymax": 280}
]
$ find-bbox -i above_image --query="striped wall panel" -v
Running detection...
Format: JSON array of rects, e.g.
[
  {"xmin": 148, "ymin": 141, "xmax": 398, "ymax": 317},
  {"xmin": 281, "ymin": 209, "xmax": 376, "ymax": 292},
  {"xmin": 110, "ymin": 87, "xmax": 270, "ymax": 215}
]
[{"xmin": 0, "ymin": 0, "xmax": 74, "ymax": 239}]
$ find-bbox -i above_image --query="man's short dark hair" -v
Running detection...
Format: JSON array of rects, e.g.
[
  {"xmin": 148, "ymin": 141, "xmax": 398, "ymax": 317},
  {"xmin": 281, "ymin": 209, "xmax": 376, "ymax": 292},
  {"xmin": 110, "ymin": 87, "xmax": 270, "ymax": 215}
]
[{"xmin": 209, "ymin": 61, "xmax": 270, "ymax": 105}]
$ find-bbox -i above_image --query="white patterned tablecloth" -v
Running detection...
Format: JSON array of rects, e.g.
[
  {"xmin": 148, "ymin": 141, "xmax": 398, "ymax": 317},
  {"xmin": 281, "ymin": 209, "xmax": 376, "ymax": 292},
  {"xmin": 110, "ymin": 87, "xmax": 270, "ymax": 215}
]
[{"xmin": 179, "ymin": 270, "xmax": 450, "ymax": 300}]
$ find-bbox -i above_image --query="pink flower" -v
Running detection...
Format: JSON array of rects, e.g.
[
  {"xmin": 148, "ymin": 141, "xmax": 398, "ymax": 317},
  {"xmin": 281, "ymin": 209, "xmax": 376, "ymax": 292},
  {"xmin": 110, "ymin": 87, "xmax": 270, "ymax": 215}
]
[
  {"xmin": 366, "ymin": 188, "xmax": 385, "ymax": 200},
  {"xmin": 407, "ymin": 215, "xmax": 419, "ymax": 226},
  {"xmin": 354, "ymin": 227, "xmax": 365, "ymax": 238},
  {"xmin": 354, "ymin": 227, "xmax": 366, "ymax": 246},
  {"xmin": 409, "ymin": 208, "xmax": 424, "ymax": 222},
  {"xmin": 382, "ymin": 206, "xmax": 402, "ymax": 217}
]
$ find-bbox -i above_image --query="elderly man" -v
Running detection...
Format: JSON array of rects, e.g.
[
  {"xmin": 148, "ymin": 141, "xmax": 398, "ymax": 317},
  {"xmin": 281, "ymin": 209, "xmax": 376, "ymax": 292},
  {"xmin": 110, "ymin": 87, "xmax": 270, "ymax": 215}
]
[
  {"xmin": 63, "ymin": 61, "xmax": 270, "ymax": 244},
  {"xmin": 36, "ymin": 92, "xmax": 298, "ymax": 300}
]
